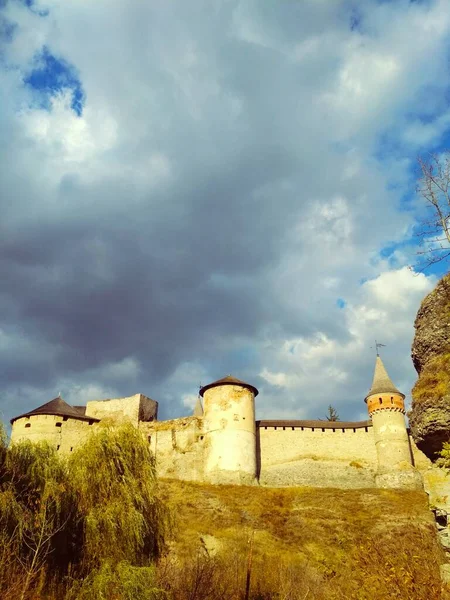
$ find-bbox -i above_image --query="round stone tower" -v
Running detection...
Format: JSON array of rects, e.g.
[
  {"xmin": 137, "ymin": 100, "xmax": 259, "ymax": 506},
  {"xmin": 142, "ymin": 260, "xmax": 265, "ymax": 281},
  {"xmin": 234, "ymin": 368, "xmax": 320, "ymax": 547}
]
[
  {"xmin": 200, "ymin": 375, "xmax": 258, "ymax": 485},
  {"xmin": 365, "ymin": 356, "xmax": 422, "ymax": 490}
]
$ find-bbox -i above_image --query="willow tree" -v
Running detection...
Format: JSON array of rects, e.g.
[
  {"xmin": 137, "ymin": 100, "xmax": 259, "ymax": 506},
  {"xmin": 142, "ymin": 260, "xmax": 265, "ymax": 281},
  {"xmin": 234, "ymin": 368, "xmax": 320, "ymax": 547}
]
[
  {"xmin": 0, "ymin": 440, "xmax": 75, "ymax": 600},
  {"xmin": 68, "ymin": 422, "xmax": 169, "ymax": 587}
]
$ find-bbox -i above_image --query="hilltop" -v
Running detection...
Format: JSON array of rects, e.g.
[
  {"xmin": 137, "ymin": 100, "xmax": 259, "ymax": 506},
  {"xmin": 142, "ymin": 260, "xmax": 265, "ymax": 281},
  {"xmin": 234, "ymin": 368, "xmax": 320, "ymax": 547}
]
[{"xmin": 157, "ymin": 480, "xmax": 446, "ymax": 599}]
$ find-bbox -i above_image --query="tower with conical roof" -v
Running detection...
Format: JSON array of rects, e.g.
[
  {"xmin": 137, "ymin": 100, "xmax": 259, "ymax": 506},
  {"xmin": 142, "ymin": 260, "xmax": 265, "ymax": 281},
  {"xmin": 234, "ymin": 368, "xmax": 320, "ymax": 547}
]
[
  {"xmin": 200, "ymin": 375, "xmax": 258, "ymax": 485},
  {"xmin": 365, "ymin": 355, "xmax": 422, "ymax": 490}
]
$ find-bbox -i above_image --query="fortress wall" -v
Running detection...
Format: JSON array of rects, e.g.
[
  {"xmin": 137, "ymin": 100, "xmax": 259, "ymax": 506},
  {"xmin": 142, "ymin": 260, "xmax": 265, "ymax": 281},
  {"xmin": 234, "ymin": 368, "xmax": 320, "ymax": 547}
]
[
  {"xmin": 258, "ymin": 425, "xmax": 378, "ymax": 488},
  {"xmin": 140, "ymin": 416, "xmax": 205, "ymax": 482},
  {"xmin": 86, "ymin": 394, "xmax": 143, "ymax": 423},
  {"xmin": 10, "ymin": 415, "xmax": 96, "ymax": 453}
]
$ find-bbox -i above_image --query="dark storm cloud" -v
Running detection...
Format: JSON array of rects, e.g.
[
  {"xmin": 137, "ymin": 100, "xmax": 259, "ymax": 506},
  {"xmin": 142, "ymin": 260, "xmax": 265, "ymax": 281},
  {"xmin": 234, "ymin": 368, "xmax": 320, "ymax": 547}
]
[{"xmin": 0, "ymin": 0, "xmax": 448, "ymax": 423}]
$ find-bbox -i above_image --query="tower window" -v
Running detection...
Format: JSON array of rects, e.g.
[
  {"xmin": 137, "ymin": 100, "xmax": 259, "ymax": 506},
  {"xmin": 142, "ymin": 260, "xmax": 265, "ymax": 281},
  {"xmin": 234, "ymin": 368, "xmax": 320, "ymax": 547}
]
[
  {"xmin": 379, "ymin": 398, "xmax": 382, "ymax": 405},
  {"xmin": 55, "ymin": 422, "xmax": 62, "ymax": 427},
  {"xmin": 25, "ymin": 423, "xmax": 31, "ymax": 428}
]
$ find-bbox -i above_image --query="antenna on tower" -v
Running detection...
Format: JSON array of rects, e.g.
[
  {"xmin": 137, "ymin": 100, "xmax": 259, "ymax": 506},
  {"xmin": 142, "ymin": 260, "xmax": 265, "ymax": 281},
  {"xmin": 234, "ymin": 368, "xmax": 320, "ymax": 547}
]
[{"xmin": 370, "ymin": 340, "xmax": 386, "ymax": 356}]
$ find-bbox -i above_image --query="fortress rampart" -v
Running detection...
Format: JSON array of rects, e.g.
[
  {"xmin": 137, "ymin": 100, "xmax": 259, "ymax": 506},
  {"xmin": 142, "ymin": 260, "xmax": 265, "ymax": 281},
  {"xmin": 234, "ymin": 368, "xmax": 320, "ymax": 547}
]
[{"xmin": 9, "ymin": 361, "xmax": 434, "ymax": 491}]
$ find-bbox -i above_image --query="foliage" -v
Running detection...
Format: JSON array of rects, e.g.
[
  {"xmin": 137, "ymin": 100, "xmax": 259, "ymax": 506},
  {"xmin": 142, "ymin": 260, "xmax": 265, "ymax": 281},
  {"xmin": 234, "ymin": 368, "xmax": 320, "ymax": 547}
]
[
  {"xmin": 437, "ymin": 441, "xmax": 450, "ymax": 468},
  {"xmin": 412, "ymin": 353, "xmax": 450, "ymax": 403},
  {"xmin": 69, "ymin": 422, "xmax": 168, "ymax": 570},
  {"xmin": 0, "ymin": 423, "xmax": 167, "ymax": 599},
  {"xmin": 325, "ymin": 405, "xmax": 340, "ymax": 421},
  {"xmin": 67, "ymin": 561, "xmax": 166, "ymax": 600}
]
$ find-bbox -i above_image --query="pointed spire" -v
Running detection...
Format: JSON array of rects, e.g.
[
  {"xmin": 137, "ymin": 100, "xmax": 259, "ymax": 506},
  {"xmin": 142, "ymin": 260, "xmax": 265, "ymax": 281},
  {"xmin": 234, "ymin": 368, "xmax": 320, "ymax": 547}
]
[
  {"xmin": 193, "ymin": 397, "xmax": 203, "ymax": 417},
  {"xmin": 365, "ymin": 356, "xmax": 405, "ymax": 402}
]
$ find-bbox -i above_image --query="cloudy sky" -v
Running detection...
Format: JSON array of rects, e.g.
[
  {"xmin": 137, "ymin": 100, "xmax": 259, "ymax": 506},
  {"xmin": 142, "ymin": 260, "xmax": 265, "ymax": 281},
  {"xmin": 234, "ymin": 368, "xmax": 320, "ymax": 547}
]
[{"xmin": 1, "ymin": 0, "xmax": 449, "ymax": 426}]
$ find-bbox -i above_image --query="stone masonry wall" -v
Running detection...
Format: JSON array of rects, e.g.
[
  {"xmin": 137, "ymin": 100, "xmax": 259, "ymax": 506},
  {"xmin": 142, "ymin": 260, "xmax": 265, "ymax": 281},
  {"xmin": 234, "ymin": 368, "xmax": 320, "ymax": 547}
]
[
  {"xmin": 10, "ymin": 414, "xmax": 96, "ymax": 453},
  {"xmin": 86, "ymin": 394, "xmax": 143, "ymax": 423},
  {"xmin": 258, "ymin": 425, "xmax": 378, "ymax": 488},
  {"xmin": 140, "ymin": 416, "xmax": 205, "ymax": 482}
]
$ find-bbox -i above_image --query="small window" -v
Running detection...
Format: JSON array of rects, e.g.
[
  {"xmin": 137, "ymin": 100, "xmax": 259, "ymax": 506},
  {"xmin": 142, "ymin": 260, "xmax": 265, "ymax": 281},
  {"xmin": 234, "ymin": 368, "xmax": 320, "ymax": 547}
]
[
  {"xmin": 148, "ymin": 435, "xmax": 152, "ymax": 444},
  {"xmin": 70, "ymin": 447, "xmax": 73, "ymax": 452},
  {"xmin": 56, "ymin": 445, "xmax": 60, "ymax": 450},
  {"xmin": 25, "ymin": 423, "xmax": 31, "ymax": 428},
  {"xmin": 322, "ymin": 428, "xmax": 325, "ymax": 432},
  {"xmin": 291, "ymin": 427, "xmax": 294, "ymax": 431},
  {"xmin": 379, "ymin": 398, "xmax": 382, "ymax": 405},
  {"xmin": 200, "ymin": 435, "xmax": 204, "ymax": 441},
  {"xmin": 55, "ymin": 422, "xmax": 62, "ymax": 427},
  {"xmin": 62, "ymin": 416, "xmax": 68, "ymax": 422},
  {"xmin": 391, "ymin": 398, "xmax": 394, "ymax": 404}
]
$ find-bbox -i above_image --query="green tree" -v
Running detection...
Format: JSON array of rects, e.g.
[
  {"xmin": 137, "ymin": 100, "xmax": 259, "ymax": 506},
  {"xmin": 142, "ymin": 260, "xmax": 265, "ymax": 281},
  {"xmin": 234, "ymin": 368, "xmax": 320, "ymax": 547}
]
[{"xmin": 320, "ymin": 405, "xmax": 340, "ymax": 422}]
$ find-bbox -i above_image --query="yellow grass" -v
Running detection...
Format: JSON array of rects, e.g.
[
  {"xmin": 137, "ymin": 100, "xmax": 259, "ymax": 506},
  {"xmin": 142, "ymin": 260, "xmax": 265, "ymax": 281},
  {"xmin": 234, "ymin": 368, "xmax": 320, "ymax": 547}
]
[{"xmin": 157, "ymin": 480, "xmax": 448, "ymax": 600}]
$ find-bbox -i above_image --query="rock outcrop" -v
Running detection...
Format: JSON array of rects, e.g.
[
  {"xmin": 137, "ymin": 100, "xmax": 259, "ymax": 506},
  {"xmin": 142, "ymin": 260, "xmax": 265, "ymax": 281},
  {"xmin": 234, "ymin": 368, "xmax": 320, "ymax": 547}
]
[{"xmin": 409, "ymin": 273, "xmax": 450, "ymax": 459}]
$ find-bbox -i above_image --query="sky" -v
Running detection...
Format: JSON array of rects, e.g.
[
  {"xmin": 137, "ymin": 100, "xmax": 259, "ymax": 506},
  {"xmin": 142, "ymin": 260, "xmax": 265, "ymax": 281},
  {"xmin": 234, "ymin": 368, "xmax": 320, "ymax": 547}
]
[{"xmin": 1, "ymin": 0, "xmax": 450, "ymax": 426}]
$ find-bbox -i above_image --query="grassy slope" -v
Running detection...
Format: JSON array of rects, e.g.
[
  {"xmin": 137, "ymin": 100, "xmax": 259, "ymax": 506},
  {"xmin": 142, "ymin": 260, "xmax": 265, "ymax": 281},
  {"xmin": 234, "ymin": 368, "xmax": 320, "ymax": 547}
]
[{"xmin": 158, "ymin": 480, "xmax": 447, "ymax": 600}]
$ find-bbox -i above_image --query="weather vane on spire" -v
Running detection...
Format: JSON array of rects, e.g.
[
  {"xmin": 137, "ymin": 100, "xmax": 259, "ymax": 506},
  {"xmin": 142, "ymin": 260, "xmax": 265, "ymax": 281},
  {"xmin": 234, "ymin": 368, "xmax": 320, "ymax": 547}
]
[{"xmin": 371, "ymin": 340, "xmax": 386, "ymax": 356}]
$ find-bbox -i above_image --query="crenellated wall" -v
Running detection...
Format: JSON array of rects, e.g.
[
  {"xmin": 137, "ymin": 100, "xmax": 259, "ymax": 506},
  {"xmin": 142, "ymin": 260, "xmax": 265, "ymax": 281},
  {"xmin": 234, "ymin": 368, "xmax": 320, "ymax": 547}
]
[{"xmin": 257, "ymin": 422, "xmax": 378, "ymax": 488}]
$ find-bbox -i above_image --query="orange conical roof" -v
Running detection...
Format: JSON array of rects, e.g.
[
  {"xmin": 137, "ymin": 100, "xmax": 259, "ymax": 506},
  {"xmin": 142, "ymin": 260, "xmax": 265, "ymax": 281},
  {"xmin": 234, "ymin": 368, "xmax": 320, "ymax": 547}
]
[{"xmin": 365, "ymin": 356, "xmax": 405, "ymax": 402}]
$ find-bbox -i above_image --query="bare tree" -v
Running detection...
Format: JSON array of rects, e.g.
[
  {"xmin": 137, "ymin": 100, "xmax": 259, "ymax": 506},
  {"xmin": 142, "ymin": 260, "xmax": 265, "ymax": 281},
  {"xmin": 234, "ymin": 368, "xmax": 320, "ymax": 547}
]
[{"xmin": 416, "ymin": 153, "xmax": 450, "ymax": 268}]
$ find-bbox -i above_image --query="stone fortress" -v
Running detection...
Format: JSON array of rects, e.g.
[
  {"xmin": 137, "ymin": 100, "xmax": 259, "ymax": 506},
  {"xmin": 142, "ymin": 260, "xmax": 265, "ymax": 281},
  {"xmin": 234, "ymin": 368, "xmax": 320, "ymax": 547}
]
[{"xmin": 10, "ymin": 354, "xmax": 436, "ymax": 492}]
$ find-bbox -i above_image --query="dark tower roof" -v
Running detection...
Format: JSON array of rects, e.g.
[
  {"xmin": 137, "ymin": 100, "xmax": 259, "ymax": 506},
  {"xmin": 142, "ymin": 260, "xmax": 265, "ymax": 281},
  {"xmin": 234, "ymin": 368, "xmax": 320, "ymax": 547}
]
[
  {"xmin": 10, "ymin": 397, "xmax": 99, "ymax": 424},
  {"xmin": 365, "ymin": 356, "xmax": 405, "ymax": 402},
  {"xmin": 199, "ymin": 375, "xmax": 259, "ymax": 397}
]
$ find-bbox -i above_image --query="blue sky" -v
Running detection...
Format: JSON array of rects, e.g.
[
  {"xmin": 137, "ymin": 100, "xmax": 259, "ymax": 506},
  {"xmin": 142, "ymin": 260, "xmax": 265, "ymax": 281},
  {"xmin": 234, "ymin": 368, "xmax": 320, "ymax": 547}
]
[{"xmin": 0, "ymin": 0, "xmax": 449, "ymax": 425}]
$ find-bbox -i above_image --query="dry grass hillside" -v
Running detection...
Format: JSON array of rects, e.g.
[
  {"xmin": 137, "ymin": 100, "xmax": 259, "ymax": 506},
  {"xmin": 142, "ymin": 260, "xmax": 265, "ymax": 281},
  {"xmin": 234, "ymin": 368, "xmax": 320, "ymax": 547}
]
[{"xmin": 157, "ymin": 480, "xmax": 448, "ymax": 600}]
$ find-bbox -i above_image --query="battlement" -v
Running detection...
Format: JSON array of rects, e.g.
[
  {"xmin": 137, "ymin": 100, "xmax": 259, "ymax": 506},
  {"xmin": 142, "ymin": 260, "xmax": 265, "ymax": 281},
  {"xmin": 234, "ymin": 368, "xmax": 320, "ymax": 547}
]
[{"xmin": 9, "ymin": 358, "xmax": 427, "ymax": 491}]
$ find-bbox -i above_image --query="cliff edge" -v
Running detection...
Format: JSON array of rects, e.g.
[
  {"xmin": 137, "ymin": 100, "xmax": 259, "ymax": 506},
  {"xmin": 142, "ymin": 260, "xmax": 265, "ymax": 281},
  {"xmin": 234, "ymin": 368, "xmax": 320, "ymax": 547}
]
[{"xmin": 409, "ymin": 273, "xmax": 450, "ymax": 459}]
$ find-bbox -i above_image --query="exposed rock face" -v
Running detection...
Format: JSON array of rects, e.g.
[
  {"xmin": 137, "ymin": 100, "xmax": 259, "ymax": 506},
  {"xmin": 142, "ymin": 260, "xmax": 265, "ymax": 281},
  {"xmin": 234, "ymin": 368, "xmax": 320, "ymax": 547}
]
[{"xmin": 409, "ymin": 273, "xmax": 450, "ymax": 459}]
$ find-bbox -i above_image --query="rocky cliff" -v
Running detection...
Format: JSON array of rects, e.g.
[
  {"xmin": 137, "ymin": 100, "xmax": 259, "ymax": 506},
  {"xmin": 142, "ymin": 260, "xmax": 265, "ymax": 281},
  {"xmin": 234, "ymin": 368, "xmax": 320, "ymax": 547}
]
[{"xmin": 409, "ymin": 273, "xmax": 450, "ymax": 459}]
